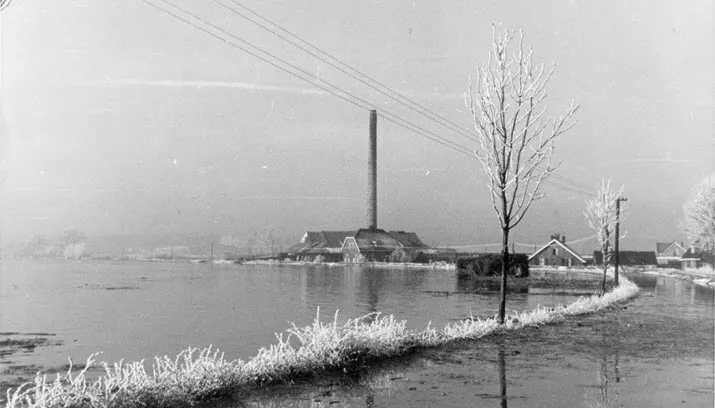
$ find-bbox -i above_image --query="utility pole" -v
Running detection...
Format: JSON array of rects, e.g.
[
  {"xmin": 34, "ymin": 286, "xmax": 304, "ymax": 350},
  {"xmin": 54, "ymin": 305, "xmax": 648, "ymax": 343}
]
[{"xmin": 614, "ymin": 197, "xmax": 628, "ymax": 285}]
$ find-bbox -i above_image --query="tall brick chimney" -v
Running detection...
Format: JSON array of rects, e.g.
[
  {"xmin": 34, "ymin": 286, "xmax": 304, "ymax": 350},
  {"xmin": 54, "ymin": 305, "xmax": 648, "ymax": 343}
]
[{"xmin": 367, "ymin": 110, "xmax": 377, "ymax": 230}]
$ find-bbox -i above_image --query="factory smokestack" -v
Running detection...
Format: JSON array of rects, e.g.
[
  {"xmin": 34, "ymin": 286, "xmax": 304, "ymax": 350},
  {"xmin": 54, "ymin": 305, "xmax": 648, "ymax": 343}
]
[{"xmin": 367, "ymin": 109, "xmax": 377, "ymax": 230}]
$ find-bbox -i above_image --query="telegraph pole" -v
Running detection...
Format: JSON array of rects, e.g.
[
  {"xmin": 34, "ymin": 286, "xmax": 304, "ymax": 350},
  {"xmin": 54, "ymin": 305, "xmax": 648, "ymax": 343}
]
[{"xmin": 614, "ymin": 197, "xmax": 628, "ymax": 285}]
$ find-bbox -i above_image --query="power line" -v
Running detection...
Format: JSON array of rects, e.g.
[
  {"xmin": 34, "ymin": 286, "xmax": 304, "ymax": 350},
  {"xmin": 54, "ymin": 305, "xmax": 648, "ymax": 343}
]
[
  {"xmin": 212, "ymin": 0, "xmax": 478, "ymax": 142},
  {"xmin": 145, "ymin": 1, "xmax": 600, "ymax": 197},
  {"xmin": 145, "ymin": 0, "xmax": 475, "ymax": 157},
  {"xmin": 543, "ymin": 178, "xmax": 596, "ymax": 197},
  {"xmin": 550, "ymin": 173, "xmax": 593, "ymax": 193}
]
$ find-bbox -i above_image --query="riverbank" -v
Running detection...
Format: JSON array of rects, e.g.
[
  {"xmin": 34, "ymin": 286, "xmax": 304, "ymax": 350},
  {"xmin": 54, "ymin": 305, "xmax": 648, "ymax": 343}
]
[
  {"xmin": 638, "ymin": 267, "xmax": 715, "ymax": 288},
  {"xmin": 4, "ymin": 275, "xmax": 639, "ymax": 408}
]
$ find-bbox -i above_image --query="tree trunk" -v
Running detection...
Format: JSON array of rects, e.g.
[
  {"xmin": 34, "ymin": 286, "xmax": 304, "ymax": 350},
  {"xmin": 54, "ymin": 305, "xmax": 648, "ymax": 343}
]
[
  {"xmin": 601, "ymin": 246, "xmax": 608, "ymax": 293},
  {"xmin": 499, "ymin": 227, "xmax": 510, "ymax": 324}
]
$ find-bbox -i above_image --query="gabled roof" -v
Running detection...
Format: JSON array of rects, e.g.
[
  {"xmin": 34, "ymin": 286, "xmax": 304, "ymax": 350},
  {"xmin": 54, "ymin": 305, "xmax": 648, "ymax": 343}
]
[
  {"xmin": 389, "ymin": 231, "xmax": 428, "ymax": 249},
  {"xmin": 656, "ymin": 241, "xmax": 685, "ymax": 255},
  {"xmin": 656, "ymin": 242, "xmax": 671, "ymax": 254},
  {"xmin": 528, "ymin": 239, "xmax": 586, "ymax": 264}
]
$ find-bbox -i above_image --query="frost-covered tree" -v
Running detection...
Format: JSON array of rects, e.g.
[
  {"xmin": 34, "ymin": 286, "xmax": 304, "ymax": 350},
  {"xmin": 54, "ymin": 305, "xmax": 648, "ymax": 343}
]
[
  {"xmin": 584, "ymin": 179, "xmax": 626, "ymax": 292},
  {"xmin": 62, "ymin": 229, "xmax": 86, "ymax": 259},
  {"xmin": 219, "ymin": 235, "xmax": 242, "ymax": 258},
  {"xmin": 683, "ymin": 174, "xmax": 715, "ymax": 253},
  {"xmin": 465, "ymin": 27, "xmax": 579, "ymax": 323}
]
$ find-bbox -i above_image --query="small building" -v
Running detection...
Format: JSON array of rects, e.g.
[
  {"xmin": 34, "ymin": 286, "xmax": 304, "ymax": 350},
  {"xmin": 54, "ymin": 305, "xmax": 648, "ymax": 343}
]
[
  {"xmin": 592, "ymin": 250, "xmax": 658, "ymax": 267},
  {"xmin": 680, "ymin": 247, "xmax": 714, "ymax": 270},
  {"xmin": 655, "ymin": 240, "xmax": 687, "ymax": 267},
  {"xmin": 528, "ymin": 234, "xmax": 587, "ymax": 267},
  {"xmin": 342, "ymin": 228, "xmax": 404, "ymax": 262},
  {"xmin": 288, "ymin": 229, "xmax": 433, "ymax": 263}
]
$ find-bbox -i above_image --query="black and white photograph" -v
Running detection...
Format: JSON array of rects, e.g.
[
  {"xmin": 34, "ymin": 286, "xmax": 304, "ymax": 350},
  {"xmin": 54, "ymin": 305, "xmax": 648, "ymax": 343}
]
[{"xmin": 0, "ymin": 0, "xmax": 713, "ymax": 407}]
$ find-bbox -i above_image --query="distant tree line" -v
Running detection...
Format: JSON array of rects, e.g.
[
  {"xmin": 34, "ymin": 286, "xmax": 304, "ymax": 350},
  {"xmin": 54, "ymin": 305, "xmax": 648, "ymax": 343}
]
[{"xmin": 14, "ymin": 229, "xmax": 86, "ymax": 260}]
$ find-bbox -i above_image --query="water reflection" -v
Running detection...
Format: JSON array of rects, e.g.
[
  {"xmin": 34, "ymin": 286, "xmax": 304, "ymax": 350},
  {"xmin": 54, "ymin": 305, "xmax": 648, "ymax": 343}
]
[
  {"xmin": 354, "ymin": 266, "xmax": 428, "ymax": 321},
  {"xmin": 498, "ymin": 344, "xmax": 507, "ymax": 408},
  {"xmin": 455, "ymin": 276, "xmax": 504, "ymax": 293},
  {"xmin": 229, "ymin": 271, "xmax": 713, "ymax": 408},
  {"xmin": 627, "ymin": 273, "xmax": 714, "ymax": 308},
  {"xmin": 357, "ymin": 265, "xmax": 384, "ymax": 319},
  {"xmin": 586, "ymin": 305, "xmax": 623, "ymax": 408}
]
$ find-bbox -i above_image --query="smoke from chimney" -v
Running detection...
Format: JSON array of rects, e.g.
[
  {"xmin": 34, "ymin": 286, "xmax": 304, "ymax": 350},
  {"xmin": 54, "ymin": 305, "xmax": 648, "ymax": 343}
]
[{"xmin": 367, "ymin": 110, "xmax": 377, "ymax": 230}]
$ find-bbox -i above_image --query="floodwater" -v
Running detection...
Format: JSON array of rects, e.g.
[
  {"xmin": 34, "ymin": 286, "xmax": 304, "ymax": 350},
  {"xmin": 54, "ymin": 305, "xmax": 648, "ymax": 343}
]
[
  {"xmin": 2, "ymin": 263, "xmax": 712, "ymax": 407},
  {"xmin": 1, "ymin": 260, "xmax": 590, "ymax": 392},
  {"xmin": 232, "ymin": 273, "xmax": 715, "ymax": 408}
]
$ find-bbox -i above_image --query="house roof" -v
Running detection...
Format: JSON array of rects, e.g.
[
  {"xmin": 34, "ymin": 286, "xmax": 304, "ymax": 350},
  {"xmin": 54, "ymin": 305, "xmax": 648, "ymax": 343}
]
[
  {"xmin": 389, "ymin": 231, "xmax": 428, "ymax": 249},
  {"xmin": 656, "ymin": 241, "xmax": 685, "ymax": 255},
  {"xmin": 592, "ymin": 251, "xmax": 658, "ymax": 265},
  {"xmin": 528, "ymin": 239, "xmax": 586, "ymax": 263}
]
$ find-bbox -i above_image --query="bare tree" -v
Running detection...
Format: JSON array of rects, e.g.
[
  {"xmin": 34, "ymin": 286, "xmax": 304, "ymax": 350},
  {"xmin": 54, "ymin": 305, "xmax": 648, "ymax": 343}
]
[
  {"xmin": 584, "ymin": 179, "xmax": 627, "ymax": 292},
  {"xmin": 683, "ymin": 174, "xmax": 715, "ymax": 253},
  {"xmin": 219, "ymin": 235, "xmax": 242, "ymax": 258},
  {"xmin": 464, "ymin": 27, "xmax": 579, "ymax": 324},
  {"xmin": 62, "ymin": 229, "xmax": 87, "ymax": 259},
  {"xmin": 246, "ymin": 232, "xmax": 258, "ymax": 257},
  {"xmin": 261, "ymin": 226, "xmax": 278, "ymax": 257}
]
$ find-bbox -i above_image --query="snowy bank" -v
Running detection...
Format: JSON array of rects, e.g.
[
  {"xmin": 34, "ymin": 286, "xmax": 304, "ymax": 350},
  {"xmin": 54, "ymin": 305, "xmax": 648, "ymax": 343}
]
[{"xmin": 5, "ymin": 278, "xmax": 639, "ymax": 408}]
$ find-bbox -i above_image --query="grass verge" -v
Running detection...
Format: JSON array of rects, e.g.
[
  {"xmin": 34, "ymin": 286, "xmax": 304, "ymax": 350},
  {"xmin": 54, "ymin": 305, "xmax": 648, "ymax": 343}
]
[{"xmin": 4, "ymin": 277, "xmax": 639, "ymax": 408}]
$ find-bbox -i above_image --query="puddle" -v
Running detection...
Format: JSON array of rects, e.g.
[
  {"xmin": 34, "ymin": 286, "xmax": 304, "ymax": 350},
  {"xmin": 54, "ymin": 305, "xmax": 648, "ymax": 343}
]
[{"xmin": 0, "ymin": 333, "xmax": 65, "ymax": 398}]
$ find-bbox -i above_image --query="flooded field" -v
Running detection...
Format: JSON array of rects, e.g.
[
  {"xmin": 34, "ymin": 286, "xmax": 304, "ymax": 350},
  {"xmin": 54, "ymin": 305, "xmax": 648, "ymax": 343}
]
[
  {"xmin": 1, "ymin": 260, "xmax": 593, "ymax": 393},
  {"xmin": 234, "ymin": 273, "xmax": 715, "ymax": 408},
  {"xmin": 2, "ymin": 262, "xmax": 712, "ymax": 407}
]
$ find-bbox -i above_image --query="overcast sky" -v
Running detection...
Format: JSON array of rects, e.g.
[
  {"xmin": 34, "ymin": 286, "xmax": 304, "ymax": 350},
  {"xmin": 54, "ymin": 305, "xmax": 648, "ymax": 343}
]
[{"xmin": 0, "ymin": 0, "xmax": 712, "ymax": 252}]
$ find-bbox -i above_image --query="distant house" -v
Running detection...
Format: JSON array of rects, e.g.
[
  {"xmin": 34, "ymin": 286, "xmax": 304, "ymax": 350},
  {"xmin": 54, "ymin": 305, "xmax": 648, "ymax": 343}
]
[
  {"xmin": 656, "ymin": 241, "xmax": 686, "ymax": 257},
  {"xmin": 592, "ymin": 251, "xmax": 658, "ymax": 267},
  {"xmin": 528, "ymin": 234, "xmax": 587, "ymax": 267},
  {"xmin": 655, "ymin": 240, "xmax": 686, "ymax": 267},
  {"xmin": 680, "ymin": 247, "xmax": 714, "ymax": 270}
]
